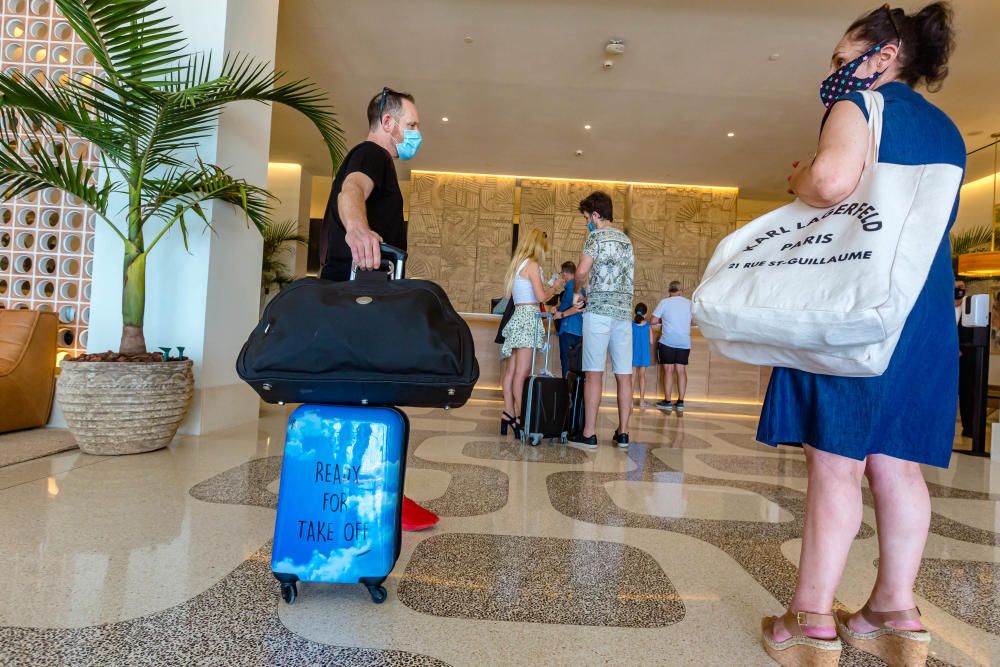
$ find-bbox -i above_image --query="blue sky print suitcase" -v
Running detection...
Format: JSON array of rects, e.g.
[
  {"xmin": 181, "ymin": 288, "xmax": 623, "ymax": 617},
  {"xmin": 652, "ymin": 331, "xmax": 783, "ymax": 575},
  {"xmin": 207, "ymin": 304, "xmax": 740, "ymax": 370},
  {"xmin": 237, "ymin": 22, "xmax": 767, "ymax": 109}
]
[{"xmin": 271, "ymin": 404, "xmax": 408, "ymax": 604}]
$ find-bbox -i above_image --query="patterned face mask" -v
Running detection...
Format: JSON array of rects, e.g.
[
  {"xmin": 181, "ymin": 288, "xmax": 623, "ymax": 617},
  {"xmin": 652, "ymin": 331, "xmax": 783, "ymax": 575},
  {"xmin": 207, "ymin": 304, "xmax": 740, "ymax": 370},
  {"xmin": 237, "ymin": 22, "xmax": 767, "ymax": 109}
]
[{"xmin": 819, "ymin": 42, "xmax": 885, "ymax": 109}]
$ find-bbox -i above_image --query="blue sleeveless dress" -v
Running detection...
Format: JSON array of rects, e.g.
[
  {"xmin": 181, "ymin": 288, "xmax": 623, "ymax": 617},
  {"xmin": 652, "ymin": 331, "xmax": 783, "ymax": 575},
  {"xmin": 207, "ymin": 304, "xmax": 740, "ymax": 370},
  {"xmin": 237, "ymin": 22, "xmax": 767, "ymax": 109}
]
[{"xmin": 757, "ymin": 82, "xmax": 965, "ymax": 468}]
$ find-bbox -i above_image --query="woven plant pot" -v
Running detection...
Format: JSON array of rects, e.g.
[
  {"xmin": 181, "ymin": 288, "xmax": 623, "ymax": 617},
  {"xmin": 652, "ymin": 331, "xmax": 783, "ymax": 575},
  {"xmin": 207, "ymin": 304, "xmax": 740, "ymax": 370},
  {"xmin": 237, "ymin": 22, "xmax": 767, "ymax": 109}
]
[{"xmin": 57, "ymin": 359, "xmax": 194, "ymax": 455}]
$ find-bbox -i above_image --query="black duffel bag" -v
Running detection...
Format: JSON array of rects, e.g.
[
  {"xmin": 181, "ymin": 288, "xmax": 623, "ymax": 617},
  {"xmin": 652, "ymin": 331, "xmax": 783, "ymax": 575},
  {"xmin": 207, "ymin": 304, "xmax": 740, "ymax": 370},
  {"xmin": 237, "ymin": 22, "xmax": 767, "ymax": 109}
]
[{"xmin": 237, "ymin": 269, "xmax": 478, "ymax": 409}]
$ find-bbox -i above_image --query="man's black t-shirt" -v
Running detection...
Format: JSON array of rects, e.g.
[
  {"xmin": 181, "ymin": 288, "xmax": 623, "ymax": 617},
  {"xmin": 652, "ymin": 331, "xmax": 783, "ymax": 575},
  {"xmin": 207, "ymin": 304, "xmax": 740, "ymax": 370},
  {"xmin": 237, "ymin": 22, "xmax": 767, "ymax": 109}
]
[{"xmin": 321, "ymin": 141, "xmax": 405, "ymax": 280}]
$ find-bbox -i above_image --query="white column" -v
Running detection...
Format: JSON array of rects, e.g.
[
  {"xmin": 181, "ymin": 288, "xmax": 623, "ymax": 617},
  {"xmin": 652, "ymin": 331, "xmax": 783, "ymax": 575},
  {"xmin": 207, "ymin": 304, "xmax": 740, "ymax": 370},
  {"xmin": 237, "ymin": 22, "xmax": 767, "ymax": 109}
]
[{"xmin": 78, "ymin": 0, "xmax": 278, "ymax": 434}]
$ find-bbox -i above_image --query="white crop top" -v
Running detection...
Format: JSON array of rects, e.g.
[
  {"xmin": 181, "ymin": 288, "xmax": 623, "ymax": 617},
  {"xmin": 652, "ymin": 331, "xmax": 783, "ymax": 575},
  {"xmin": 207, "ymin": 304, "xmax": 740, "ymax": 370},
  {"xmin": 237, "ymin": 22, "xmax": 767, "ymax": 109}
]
[{"xmin": 511, "ymin": 259, "xmax": 540, "ymax": 305}]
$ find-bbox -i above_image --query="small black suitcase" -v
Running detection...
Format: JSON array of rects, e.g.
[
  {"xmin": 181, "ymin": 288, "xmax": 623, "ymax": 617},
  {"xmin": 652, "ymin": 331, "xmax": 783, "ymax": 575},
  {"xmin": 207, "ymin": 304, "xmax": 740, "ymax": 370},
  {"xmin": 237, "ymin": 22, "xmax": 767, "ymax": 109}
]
[
  {"xmin": 566, "ymin": 370, "xmax": 586, "ymax": 436},
  {"xmin": 520, "ymin": 313, "xmax": 569, "ymax": 446}
]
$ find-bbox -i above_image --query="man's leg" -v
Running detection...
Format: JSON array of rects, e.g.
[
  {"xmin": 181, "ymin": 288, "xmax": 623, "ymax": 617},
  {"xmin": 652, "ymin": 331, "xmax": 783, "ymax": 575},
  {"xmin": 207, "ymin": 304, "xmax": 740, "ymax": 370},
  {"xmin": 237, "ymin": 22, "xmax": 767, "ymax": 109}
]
[
  {"xmin": 583, "ymin": 370, "xmax": 604, "ymax": 438},
  {"xmin": 558, "ymin": 333, "xmax": 570, "ymax": 379},
  {"xmin": 615, "ymin": 373, "xmax": 633, "ymax": 434},
  {"xmin": 574, "ymin": 314, "xmax": 609, "ymax": 444},
  {"xmin": 610, "ymin": 318, "xmax": 633, "ymax": 435},
  {"xmin": 677, "ymin": 365, "xmax": 688, "ymax": 401},
  {"xmin": 664, "ymin": 364, "xmax": 676, "ymax": 404}
]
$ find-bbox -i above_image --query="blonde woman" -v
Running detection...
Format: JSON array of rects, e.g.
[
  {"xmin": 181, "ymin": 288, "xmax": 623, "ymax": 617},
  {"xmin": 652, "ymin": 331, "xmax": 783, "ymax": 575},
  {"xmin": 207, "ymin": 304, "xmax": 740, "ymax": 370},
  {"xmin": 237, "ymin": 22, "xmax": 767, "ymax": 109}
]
[{"xmin": 499, "ymin": 229, "xmax": 564, "ymax": 438}]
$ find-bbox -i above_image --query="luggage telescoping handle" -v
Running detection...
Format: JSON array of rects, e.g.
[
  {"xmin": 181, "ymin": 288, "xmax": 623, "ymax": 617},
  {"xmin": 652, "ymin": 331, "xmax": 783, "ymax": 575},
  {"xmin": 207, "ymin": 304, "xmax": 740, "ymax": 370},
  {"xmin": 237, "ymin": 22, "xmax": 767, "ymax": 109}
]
[
  {"xmin": 530, "ymin": 311, "xmax": 555, "ymax": 378},
  {"xmin": 350, "ymin": 243, "xmax": 407, "ymax": 281},
  {"xmin": 522, "ymin": 311, "xmax": 555, "ymax": 443}
]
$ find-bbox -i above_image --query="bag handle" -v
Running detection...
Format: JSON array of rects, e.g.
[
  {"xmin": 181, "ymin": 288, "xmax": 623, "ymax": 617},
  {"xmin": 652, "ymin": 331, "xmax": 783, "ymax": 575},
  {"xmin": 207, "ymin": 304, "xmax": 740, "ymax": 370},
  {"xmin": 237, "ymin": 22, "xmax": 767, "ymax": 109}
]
[
  {"xmin": 858, "ymin": 90, "xmax": 884, "ymax": 170},
  {"xmin": 350, "ymin": 243, "xmax": 408, "ymax": 281}
]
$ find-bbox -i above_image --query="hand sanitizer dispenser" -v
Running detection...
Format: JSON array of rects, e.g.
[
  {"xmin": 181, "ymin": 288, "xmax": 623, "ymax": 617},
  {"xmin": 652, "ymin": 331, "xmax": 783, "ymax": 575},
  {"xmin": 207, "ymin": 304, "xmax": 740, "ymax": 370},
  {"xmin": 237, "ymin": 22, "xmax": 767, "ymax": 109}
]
[{"xmin": 961, "ymin": 294, "xmax": 990, "ymax": 328}]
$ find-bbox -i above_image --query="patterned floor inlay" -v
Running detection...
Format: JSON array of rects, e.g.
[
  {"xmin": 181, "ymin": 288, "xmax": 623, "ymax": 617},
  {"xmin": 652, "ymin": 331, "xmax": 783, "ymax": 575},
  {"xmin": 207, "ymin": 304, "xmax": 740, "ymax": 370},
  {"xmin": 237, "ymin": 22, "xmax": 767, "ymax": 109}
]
[
  {"xmin": 407, "ymin": 428, "xmax": 509, "ymax": 517},
  {"xmin": 398, "ymin": 533, "xmax": 684, "ymax": 628},
  {"xmin": 0, "ymin": 544, "xmax": 450, "ymax": 667},
  {"xmin": 189, "ymin": 457, "xmax": 282, "ymax": 508},
  {"xmin": 547, "ymin": 444, "xmax": 872, "ymax": 609},
  {"xmin": 461, "ymin": 440, "xmax": 589, "ymax": 463},
  {"xmin": 695, "ymin": 453, "xmax": 809, "ymax": 478},
  {"xmin": 188, "ymin": 428, "xmax": 511, "ymax": 519},
  {"xmin": 914, "ymin": 559, "xmax": 1000, "ymax": 637}
]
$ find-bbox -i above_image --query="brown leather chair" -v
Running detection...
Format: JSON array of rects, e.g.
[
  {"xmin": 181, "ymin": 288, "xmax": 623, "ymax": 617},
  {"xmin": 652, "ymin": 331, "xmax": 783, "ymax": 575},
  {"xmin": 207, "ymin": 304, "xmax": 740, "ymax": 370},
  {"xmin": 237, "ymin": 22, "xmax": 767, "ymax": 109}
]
[{"xmin": 0, "ymin": 309, "xmax": 58, "ymax": 433}]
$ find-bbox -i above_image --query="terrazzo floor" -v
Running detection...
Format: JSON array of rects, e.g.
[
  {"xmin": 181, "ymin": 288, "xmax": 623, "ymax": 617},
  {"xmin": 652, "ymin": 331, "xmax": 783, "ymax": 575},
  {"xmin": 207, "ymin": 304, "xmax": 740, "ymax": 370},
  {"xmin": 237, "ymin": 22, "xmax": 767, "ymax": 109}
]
[{"xmin": 1, "ymin": 398, "xmax": 998, "ymax": 666}]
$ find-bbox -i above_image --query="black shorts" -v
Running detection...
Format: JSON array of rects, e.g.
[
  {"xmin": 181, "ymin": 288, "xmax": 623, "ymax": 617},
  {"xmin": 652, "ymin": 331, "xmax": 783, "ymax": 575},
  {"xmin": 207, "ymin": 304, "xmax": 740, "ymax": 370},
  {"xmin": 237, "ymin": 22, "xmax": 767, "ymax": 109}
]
[{"xmin": 657, "ymin": 344, "xmax": 690, "ymax": 366}]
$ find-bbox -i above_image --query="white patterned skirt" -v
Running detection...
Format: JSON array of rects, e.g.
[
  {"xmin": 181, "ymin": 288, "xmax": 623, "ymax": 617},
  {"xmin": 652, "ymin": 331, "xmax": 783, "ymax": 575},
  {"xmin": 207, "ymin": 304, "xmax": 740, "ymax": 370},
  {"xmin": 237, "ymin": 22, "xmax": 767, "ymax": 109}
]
[{"xmin": 501, "ymin": 304, "xmax": 544, "ymax": 359}]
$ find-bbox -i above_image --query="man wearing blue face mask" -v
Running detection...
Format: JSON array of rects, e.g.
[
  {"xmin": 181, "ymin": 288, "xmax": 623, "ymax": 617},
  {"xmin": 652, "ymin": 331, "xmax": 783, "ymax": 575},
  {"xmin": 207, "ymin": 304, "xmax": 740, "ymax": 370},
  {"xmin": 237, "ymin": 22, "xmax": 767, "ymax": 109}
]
[
  {"xmin": 318, "ymin": 88, "xmax": 436, "ymax": 533},
  {"xmin": 320, "ymin": 87, "xmax": 422, "ymax": 280}
]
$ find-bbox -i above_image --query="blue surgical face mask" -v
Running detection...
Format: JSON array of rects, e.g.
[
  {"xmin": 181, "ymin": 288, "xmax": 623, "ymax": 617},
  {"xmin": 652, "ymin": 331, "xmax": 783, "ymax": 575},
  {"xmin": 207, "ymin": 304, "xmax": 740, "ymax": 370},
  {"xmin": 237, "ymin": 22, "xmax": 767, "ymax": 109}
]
[
  {"xmin": 586, "ymin": 214, "xmax": 596, "ymax": 233},
  {"xmin": 393, "ymin": 122, "xmax": 422, "ymax": 161}
]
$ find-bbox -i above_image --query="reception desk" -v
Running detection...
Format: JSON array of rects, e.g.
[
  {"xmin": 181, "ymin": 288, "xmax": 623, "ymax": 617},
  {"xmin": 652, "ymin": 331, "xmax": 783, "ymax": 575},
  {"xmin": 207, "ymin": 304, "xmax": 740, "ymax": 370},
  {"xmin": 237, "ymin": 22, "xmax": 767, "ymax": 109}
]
[{"xmin": 463, "ymin": 313, "xmax": 770, "ymax": 406}]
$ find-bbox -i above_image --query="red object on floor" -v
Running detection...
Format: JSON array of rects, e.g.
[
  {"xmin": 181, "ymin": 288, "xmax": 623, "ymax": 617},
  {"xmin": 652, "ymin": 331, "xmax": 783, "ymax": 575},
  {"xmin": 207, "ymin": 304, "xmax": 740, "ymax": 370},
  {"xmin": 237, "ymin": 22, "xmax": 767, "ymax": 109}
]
[{"xmin": 401, "ymin": 495, "xmax": 438, "ymax": 531}]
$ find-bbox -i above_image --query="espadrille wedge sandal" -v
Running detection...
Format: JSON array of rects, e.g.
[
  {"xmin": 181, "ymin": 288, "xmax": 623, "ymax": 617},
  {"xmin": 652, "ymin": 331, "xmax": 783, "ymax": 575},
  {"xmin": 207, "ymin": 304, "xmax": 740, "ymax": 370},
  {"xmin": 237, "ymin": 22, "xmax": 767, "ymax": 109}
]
[
  {"xmin": 761, "ymin": 610, "xmax": 842, "ymax": 666},
  {"xmin": 835, "ymin": 605, "xmax": 930, "ymax": 667}
]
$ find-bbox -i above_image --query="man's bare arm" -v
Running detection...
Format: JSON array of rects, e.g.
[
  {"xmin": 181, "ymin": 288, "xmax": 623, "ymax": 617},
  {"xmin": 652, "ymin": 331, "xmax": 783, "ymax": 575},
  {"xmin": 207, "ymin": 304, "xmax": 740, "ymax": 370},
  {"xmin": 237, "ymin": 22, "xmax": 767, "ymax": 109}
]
[{"xmin": 337, "ymin": 171, "xmax": 382, "ymax": 270}]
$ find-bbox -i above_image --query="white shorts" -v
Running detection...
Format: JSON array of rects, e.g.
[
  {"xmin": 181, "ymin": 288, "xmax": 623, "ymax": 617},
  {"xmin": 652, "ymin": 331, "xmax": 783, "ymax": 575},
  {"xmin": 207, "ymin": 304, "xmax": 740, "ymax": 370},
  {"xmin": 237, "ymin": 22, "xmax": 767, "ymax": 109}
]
[{"xmin": 582, "ymin": 313, "xmax": 633, "ymax": 375}]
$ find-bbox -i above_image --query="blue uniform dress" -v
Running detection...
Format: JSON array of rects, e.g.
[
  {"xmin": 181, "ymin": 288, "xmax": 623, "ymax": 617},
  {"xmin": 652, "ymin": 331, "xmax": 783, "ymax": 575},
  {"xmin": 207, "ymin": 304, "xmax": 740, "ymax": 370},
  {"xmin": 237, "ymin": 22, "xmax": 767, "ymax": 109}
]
[
  {"xmin": 632, "ymin": 321, "xmax": 652, "ymax": 367},
  {"xmin": 757, "ymin": 82, "xmax": 965, "ymax": 468}
]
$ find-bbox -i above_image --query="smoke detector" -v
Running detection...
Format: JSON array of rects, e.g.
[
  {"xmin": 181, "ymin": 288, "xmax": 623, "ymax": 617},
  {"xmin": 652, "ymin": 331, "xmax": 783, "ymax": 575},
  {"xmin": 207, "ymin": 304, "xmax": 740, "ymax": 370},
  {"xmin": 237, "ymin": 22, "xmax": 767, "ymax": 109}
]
[{"xmin": 605, "ymin": 39, "xmax": 625, "ymax": 56}]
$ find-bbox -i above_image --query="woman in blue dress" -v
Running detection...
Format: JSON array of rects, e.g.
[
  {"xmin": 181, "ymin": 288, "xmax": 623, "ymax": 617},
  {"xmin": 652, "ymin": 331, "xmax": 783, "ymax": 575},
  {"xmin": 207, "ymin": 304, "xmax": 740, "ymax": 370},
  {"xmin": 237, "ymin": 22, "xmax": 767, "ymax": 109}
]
[{"xmin": 757, "ymin": 4, "xmax": 963, "ymax": 666}]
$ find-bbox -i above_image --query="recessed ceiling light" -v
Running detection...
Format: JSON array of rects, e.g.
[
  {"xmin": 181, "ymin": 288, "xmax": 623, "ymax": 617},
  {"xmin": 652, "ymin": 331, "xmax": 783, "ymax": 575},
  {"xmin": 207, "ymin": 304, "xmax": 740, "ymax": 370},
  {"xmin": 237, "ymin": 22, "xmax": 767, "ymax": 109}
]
[
  {"xmin": 768, "ymin": 53, "xmax": 781, "ymax": 61},
  {"xmin": 464, "ymin": 36, "xmax": 473, "ymax": 44},
  {"xmin": 967, "ymin": 129, "xmax": 984, "ymax": 137},
  {"xmin": 727, "ymin": 132, "xmax": 735, "ymax": 137},
  {"xmin": 441, "ymin": 117, "xmax": 449, "ymax": 122},
  {"xmin": 584, "ymin": 124, "xmax": 591, "ymax": 130}
]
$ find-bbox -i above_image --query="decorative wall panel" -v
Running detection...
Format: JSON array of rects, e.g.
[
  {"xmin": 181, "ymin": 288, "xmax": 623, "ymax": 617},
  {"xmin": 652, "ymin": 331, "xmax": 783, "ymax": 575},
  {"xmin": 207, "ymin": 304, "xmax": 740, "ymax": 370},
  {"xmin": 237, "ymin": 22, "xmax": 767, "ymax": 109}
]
[
  {"xmin": 408, "ymin": 171, "xmax": 737, "ymax": 313},
  {"xmin": 408, "ymin": 172, "xmax": 516, "ymax": 312},
  {"xmin": 0, "ymin": 0, "xmax": 98, "ymax": 355}
]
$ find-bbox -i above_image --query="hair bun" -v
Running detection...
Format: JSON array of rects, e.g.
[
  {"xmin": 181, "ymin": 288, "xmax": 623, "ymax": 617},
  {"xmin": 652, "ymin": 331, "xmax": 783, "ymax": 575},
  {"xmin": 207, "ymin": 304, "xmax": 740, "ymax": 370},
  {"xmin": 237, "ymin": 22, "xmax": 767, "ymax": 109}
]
[{"xmin": 909, "ymin": 2, "xmax": 955, "ymax": 92}]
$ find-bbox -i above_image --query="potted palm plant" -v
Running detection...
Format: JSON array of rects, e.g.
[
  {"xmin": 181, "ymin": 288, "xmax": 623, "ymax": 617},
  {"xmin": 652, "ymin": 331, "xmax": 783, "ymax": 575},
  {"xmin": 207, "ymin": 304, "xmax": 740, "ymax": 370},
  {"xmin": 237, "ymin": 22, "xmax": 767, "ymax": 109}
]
[
  {"xmin": 0, "ymin": 0, "xmax": 343, "ymax": 455},
  {"xmin": 261, "ymin": 218, "xmax": 307, "ymax": 309}
]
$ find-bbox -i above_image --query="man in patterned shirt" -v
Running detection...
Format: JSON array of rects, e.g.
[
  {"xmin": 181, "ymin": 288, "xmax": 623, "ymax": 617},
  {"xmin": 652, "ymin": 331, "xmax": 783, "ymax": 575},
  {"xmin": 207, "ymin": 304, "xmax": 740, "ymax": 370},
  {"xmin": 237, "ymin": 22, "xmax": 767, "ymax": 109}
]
[{"xmin": 568, "ymin": 191, "xmax": 635, "ymax": 450}]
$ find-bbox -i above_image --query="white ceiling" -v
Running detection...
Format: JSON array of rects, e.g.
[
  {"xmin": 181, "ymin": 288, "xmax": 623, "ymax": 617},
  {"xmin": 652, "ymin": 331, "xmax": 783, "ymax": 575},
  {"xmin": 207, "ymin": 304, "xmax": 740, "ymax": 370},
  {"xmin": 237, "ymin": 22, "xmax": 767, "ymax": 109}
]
[{"xmin": 269, "ymin": 0, "xmax": 1000, "ymax": 199}]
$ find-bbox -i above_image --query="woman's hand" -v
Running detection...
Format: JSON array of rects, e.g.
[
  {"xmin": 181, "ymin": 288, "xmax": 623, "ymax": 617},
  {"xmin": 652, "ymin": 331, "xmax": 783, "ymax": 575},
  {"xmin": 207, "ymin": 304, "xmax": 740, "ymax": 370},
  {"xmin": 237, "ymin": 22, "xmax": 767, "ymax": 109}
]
[{"xmin": 786, "ymin": 160, "xmax": 809, "ymax": 195}]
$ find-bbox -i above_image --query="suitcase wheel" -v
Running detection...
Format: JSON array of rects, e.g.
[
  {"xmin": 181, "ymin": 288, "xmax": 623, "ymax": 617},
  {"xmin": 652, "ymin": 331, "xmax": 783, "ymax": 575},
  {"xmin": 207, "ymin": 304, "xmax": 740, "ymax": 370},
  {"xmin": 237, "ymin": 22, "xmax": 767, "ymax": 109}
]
[
  {"xmin": 560, "ymin": 432, "xmax": 568, "ymax": 444},
  {"xmin": 280, "ymin": 582, "xmax": 297, "ymax": 605},
  {"xmin": 529, "ymin": 434, "xmax": 542, "ymax": 447},
  {"xmin": 366, "ymin": 583, "xmax": 388, "ymax": 604}
]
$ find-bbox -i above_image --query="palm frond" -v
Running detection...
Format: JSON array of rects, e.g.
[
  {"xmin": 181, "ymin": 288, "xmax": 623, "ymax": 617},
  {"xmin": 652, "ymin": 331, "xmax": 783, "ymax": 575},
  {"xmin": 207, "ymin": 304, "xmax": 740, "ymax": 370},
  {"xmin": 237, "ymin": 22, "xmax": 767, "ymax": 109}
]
[
  {"xmin": 262, "ymin": 218, "xmax": 306, "ymax": 254},
  {"xmin": 0, "ymin": 72, "xmax": 130, "ymax": 162},
  {"xmin": 142, "ymin": 160, "xmax": 274, "ymax": 253},
  {"xmin": 213, "ymin": 54, "xmax": 345, "ymax": 170},
  {"xmin": 55, "ymin": 0, "xmax": 188, "ymax": 83},
  {"xmin": 950, "ymin": 225, "xmax": 994, "ymax": 258},
  {"xmin": 0, "ymin": 131, "xmax": 116, "ymax": 214}
]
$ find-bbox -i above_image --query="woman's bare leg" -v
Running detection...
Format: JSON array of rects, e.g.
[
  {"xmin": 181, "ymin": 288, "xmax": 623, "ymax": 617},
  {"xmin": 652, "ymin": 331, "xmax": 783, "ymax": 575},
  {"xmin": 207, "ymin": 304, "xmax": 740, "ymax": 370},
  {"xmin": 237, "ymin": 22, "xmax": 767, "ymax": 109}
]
[{"xmin": 771, "ymin": 445, "xmax": 866, "ymax": 641}]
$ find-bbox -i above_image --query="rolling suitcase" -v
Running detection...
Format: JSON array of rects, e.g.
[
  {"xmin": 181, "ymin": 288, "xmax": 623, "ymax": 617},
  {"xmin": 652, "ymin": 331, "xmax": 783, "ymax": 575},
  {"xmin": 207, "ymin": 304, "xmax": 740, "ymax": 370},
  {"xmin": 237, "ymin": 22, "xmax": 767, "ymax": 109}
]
[
  {"xmin": 520, "ymin": 312, "xmax": 569, "ymax": 446},
  {"xmin": 566, "ymin": 370, "xmax": 586, "ymax": 437},
  {"xmin": 271, "ymin": 403, "xmax": 409, "ymax": 605}
]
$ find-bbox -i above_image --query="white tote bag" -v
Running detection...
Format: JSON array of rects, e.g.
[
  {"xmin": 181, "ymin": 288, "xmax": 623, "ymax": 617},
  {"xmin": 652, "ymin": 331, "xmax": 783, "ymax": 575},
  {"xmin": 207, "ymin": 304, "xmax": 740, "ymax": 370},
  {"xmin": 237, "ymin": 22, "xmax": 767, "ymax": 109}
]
[{"xmin": 692, "ymin": 91, "xmax": 963, "ymax": 377}]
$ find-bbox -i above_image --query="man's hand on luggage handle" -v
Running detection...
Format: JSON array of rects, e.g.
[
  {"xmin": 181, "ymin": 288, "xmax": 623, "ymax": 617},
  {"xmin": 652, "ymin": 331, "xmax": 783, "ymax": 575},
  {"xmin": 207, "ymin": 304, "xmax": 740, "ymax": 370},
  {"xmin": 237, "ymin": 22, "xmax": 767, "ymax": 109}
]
[{"xmin": 346, "ymin": 226, "xmax": 384, "ymax": 271}]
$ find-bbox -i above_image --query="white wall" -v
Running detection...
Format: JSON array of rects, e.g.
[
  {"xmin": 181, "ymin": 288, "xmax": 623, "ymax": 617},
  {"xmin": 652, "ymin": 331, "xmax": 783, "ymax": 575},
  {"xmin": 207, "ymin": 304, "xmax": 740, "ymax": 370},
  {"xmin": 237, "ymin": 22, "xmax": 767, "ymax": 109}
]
[
  {"xmin": 77, "ymin": 0, "xmax": 278, "ymax": 434},
  {"xmin": 953, "ymin": 172, "xmax": 998, "ymax": 236}
]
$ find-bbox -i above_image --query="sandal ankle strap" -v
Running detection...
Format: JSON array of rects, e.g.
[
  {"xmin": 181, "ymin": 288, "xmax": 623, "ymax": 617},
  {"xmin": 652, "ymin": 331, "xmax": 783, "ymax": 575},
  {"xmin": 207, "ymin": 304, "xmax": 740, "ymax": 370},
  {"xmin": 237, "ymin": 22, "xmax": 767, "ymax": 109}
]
[
  {"xmin": 859, "ymin": 603, "xmax": 921, "ymax": 628},
  {"xmin": 784, "ymin": 610, "xmax": 836, "ymax": 636}
]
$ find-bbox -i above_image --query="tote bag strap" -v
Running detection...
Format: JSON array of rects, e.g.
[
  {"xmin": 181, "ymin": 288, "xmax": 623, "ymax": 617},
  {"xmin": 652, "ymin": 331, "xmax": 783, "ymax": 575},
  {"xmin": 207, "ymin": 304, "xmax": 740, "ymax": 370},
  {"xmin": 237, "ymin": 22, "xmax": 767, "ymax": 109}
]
[{"xmin": 857, "ymin": 90, "xmax": 885, "ymax": 169}]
